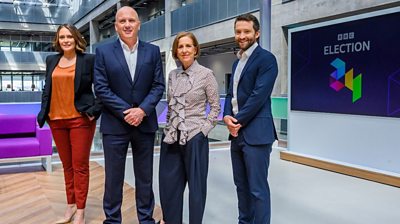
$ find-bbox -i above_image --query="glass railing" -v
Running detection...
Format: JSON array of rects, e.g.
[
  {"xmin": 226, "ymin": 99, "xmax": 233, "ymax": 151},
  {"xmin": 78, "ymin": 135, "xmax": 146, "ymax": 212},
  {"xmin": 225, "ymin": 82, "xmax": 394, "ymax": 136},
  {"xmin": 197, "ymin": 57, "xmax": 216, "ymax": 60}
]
[
  {"xmin": 90, "ymin": 35, "xmax": 117, "ymax": 53},
  {"xmin": 92, "ymin": 14, "xmax": 166, "ymax": 50},
  {"xmin": 0, "ymin": 3, "xmax": 70, "ymax": 24},
  {"xmin": 0, "ymin": 91, "xmax": 42, "ymax": 102},
  {"xmin": 69, "ymin": 0, "xmax": 106, "ymax": 24},
  {"xmin": 272, "ymin": 96, "xmax": 288, "ymax": 142},
  {"xmin": 171, "ymin": 0, "xmax": 260, "ymax": 34},
  {"xmin": 0, "ymin": 51, "xmax": 55, "ymax": 69},
  {"xmin": 0, "ymin": 97, "xmax": 287, "ymax": 153},
  {"xmin": 139, "ymin": 15, "xmax": 165, "ymax": 42}
]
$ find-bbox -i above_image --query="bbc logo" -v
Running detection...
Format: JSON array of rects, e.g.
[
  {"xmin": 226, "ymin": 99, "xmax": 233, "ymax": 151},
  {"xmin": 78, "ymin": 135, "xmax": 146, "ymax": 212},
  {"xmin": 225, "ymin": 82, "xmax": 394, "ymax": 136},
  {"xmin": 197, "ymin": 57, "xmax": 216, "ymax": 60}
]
[{"xmin": 337, "ymin": 32, "xmax": 355, "ymax": 41}]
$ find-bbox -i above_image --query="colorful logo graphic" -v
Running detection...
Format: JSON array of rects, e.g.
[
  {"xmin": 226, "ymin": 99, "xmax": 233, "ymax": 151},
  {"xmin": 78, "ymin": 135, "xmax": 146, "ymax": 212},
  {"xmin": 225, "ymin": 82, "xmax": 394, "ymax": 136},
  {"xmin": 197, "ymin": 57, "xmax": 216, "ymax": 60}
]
[{"xmin": 330, "ymin": 58, "xmax": 362, "ymax": 103}]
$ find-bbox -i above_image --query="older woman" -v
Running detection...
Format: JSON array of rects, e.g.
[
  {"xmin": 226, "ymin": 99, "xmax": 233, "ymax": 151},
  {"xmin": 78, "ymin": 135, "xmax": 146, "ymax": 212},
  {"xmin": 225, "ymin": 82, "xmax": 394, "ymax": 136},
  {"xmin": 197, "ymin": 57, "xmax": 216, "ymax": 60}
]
[
  {"xmin": 159, "ymin": 32, "xmax": 220, "ymax": 224},
  {"xmin": 37, "ymin": 24, "xmax": 101, "ymax": 224}
]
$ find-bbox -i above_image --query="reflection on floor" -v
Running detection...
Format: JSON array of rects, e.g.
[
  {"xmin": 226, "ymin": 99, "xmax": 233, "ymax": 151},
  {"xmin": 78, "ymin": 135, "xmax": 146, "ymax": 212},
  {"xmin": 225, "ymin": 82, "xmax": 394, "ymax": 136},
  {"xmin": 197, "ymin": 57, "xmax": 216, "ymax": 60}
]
[
  {"xmin": 1, "ymin": 147, "xmax": 399, "ymax": 224},
  {"xmin": 99, "ymin": 146, "xmax": 400, "ymax": 224},
  {"xmin": 0, "ymin": 162, "xmax": 162, "ymax": 224}
]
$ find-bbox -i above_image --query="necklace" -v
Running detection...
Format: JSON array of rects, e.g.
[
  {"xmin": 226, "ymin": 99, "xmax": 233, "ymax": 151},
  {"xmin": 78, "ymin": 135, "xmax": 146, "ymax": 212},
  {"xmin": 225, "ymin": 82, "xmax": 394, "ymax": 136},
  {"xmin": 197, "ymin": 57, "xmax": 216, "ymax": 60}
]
[
  {"xmin": 59, "ymin": 55, "xmax": 76, "ymax": 68},
  {"xmin": 62, "ymin": 55, "xmax": 76, "ymax": 61}
]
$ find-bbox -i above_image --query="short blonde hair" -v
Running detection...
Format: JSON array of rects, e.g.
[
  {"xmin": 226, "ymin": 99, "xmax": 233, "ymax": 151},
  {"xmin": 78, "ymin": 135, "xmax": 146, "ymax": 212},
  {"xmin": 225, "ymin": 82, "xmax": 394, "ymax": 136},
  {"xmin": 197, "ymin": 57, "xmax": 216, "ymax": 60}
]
[
  {"xmin": 171, "ymin": 32, "xmax": 200, "ymax": 60},
  {"xmin": 53, "ymin": 24, "xmax": 87, "ymax": 53}
]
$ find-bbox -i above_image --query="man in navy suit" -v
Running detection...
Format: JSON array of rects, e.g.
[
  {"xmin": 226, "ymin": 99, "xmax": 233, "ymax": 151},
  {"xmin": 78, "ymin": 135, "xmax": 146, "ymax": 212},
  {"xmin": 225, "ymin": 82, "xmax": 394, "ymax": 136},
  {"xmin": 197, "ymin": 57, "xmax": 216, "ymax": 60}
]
[
  {"xmin": 94, "ymin": 6, "xmax": 164, "ymax": 224},
  {"xmin": 223, "ymin": 13, "xmax": 278, "ymax": 224}
]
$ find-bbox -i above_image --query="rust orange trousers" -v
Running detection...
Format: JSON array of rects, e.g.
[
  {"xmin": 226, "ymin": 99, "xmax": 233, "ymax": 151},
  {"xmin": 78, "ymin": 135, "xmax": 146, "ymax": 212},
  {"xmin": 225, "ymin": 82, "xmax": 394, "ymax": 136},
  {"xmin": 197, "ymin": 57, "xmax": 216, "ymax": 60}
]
[{"xmin": 48, "ymin": 117, "xmax": 96, "ymax": 209}]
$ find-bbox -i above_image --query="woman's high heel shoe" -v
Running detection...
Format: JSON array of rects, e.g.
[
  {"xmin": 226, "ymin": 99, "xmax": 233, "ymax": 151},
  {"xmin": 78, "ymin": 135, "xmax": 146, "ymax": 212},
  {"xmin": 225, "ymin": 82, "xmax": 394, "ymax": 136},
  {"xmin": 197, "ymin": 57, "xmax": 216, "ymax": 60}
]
[
  {"xmin": 72, "ymin": 209, "xmax": 85, "ymax": 224},
  {"xmin": 55, "ymin": 207, "xmax": 77, "ymax": 224}
]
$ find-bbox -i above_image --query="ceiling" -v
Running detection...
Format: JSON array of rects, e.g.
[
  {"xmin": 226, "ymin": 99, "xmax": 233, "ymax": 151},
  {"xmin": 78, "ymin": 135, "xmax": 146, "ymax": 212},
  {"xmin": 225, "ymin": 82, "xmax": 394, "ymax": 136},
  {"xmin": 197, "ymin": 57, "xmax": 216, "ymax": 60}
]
[{"xmin": 1, "ymin": 0, "xmax": 70, "ymax": 6}]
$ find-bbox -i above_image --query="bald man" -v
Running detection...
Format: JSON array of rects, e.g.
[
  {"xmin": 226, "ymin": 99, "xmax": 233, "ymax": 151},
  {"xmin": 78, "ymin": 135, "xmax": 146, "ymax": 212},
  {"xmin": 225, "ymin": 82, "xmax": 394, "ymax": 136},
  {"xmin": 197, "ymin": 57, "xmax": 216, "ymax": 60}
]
[{"xmin": 94, "ymin": 6, "xmax": 165, "ymax": 224}]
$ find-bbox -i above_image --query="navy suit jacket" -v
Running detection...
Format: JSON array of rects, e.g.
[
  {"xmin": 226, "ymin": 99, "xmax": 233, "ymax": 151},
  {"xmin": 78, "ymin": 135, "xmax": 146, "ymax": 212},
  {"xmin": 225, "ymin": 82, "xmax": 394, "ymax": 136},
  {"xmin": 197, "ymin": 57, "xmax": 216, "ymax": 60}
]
[
  {"xmin": 37, "ymin": 53, "xmax": 102, "ymax": 128},
  {"xmin": 94, "ymin": 39, "xmax": 165, "ymax": 135},
  {"xmin": 223, "ymin": 45, "xmax": 278, "ymax": 145}
]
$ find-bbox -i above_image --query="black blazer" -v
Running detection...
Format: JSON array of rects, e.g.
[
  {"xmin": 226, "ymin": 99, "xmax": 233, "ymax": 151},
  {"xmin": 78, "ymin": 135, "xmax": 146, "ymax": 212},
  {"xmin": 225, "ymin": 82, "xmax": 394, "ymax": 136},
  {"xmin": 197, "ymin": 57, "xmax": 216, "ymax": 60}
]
[{"xmin": 37, "ymin": 53, "xmax": 102, "ymax": 128}]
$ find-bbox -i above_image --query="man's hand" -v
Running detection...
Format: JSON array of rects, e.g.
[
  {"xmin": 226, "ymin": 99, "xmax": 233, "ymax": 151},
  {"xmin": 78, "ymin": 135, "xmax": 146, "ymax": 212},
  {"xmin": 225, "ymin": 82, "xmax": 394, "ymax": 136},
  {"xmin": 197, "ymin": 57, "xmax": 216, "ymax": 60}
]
[
  {"xmin": 223, "ymin": 115, "xmax": 241, "ymax": 137},
  {"xmin": 123, "ymin": 107, "xmax": 146, "ymax": 127}
]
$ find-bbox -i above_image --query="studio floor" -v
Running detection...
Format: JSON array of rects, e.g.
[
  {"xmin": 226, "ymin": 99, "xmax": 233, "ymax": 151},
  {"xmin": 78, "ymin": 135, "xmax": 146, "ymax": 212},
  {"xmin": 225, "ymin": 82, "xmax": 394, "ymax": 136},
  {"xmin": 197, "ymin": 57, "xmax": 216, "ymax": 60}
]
[
  {"xmin": 99, "ymin": 146, "xmax": 400, "ymax": 224},
  {"xmin": 1, "ymin": 146, "xmax": 399, "ymax": 224}
]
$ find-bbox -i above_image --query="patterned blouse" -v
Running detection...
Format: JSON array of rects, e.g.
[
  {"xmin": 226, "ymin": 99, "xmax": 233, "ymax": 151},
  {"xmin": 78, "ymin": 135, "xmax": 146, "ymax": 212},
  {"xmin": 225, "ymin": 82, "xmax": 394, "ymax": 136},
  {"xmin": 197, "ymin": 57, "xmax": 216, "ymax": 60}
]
[{"xmin": 163, "ymin": 60, "xmax": 221, "ymax": 145}]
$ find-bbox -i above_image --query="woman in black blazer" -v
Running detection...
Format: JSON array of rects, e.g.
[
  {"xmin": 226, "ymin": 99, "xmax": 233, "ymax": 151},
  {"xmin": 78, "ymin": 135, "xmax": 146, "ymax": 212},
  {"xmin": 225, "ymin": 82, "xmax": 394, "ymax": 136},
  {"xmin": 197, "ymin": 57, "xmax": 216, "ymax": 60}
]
[{"xmin": 37, "ymin": 24, "xmax": 101, "ymax": 224}]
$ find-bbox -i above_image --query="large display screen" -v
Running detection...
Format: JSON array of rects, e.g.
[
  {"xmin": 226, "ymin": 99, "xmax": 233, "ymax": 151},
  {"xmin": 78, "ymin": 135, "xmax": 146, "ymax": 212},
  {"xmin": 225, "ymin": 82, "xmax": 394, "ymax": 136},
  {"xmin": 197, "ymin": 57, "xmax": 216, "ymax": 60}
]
[{"xmin": 289, "ymin": 9, "xmax": 400, "ymax": 118}]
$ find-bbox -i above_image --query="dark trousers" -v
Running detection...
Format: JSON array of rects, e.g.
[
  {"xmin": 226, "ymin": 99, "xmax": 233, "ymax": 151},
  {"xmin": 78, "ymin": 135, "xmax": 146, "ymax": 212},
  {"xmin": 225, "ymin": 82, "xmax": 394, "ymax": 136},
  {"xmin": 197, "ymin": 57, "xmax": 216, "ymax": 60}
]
[
  {"xmin": 159, "ymin": 132, "xmax": 209, "ymax": 224},
  {"xmin": 231, "ymin": 134, "xmax": 272, "ymax": 224},
  {"xmin": 102, "ymin": 128, "xmax": 155, "ymax": 224},
  {"xmin": 48, "ymin": 117, "xmax": 96, "ymax": 209}
]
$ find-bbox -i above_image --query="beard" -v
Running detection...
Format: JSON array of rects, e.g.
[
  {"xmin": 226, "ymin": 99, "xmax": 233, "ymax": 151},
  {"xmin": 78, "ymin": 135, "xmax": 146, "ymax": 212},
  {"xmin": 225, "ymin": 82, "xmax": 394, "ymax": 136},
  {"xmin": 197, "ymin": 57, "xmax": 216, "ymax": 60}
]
[{"xmin": 236, "ymin": 38, "xmax": 257, "ymax": 52}]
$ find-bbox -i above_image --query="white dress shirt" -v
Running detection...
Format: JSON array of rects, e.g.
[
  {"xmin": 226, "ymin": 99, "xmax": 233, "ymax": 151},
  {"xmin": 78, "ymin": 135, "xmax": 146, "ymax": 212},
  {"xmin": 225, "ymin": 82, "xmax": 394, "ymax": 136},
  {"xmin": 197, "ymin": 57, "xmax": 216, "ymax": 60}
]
[
  {"xmin": 120, "ymin": 38, "xmax": 139, "ymax": 81},
  {"xmin": 231, "ymin": 42, "xmax": 258, "ymax": 115}
]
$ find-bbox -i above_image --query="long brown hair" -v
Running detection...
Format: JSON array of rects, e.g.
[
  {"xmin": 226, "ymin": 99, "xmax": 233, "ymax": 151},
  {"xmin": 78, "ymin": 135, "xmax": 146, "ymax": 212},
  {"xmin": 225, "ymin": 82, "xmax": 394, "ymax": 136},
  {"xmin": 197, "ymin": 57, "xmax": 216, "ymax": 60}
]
[{"xmin": 53, "ymin": 24, "xmax": 87, "ymax": 53}]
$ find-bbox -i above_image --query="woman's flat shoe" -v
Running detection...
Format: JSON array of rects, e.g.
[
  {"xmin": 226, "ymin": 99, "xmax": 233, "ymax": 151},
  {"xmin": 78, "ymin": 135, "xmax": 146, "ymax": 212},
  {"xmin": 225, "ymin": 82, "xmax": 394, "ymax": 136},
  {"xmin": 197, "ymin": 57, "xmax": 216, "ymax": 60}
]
[{"xmin": 55, "ymin": 208, "xmax": 76, "ymax": 223}]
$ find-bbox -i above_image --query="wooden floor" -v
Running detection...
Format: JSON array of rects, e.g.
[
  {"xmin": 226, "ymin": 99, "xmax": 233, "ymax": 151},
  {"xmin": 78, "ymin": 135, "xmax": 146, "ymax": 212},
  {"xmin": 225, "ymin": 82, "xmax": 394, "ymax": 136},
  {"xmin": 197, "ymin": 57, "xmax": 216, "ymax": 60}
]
[{"xmin": 0, "ymin": 162, "xmax": 162, "ymax": 224}]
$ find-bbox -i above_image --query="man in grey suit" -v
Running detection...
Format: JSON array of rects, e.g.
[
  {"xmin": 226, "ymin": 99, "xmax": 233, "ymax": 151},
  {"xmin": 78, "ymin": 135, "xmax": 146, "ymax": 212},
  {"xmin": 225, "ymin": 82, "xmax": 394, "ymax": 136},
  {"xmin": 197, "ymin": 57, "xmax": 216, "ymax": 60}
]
[
  {"xmin": 94, "ymin": 6, "xmax": 165, "ymax": 224},
  {"xmin": 223, "ymin": 13, "xmax": 278, "ymax": 224}
]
